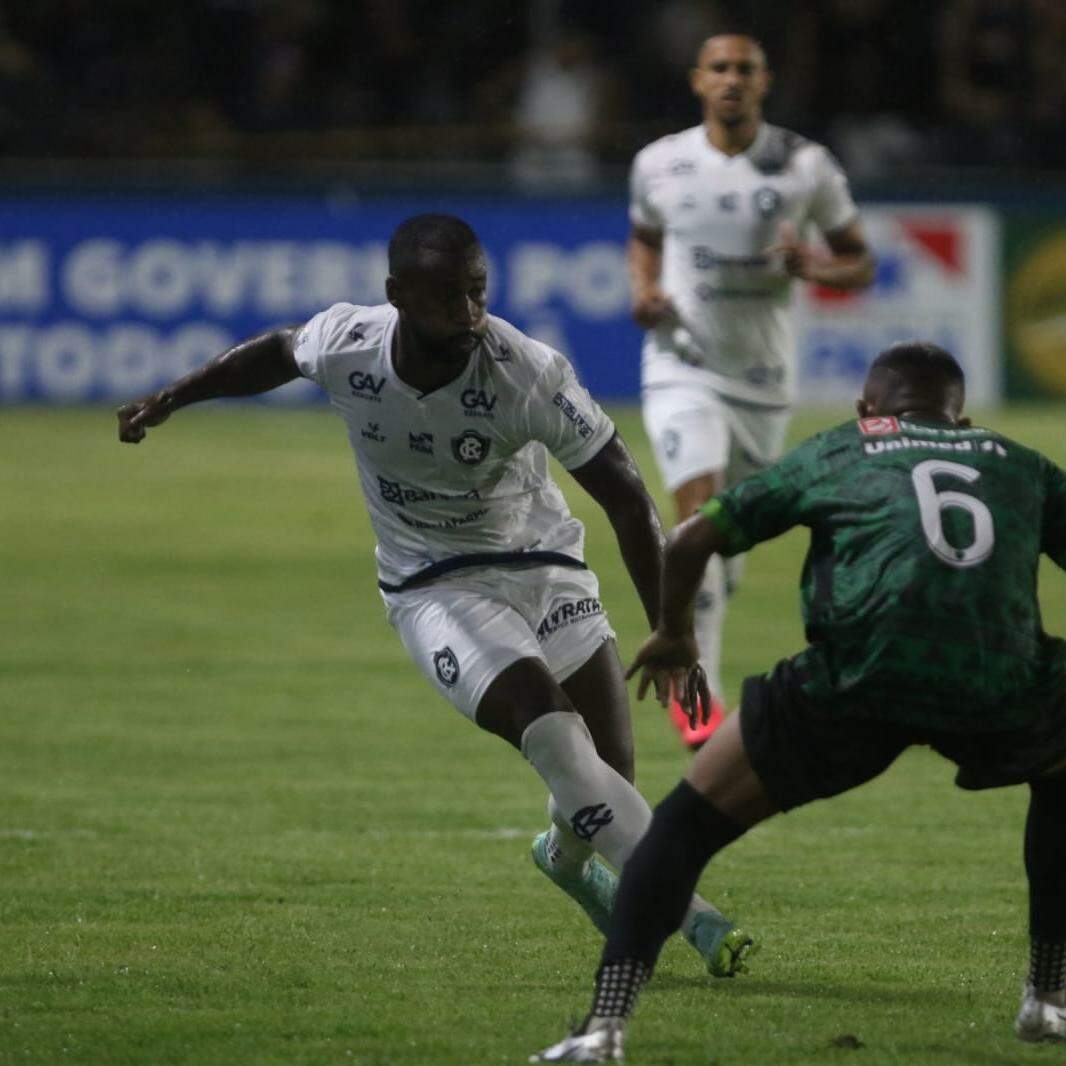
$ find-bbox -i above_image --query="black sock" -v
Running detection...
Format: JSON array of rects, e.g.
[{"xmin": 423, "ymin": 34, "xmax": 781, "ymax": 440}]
[
  {"xmin": 1025, "ymin": 773, "xmax": 1066, "ymax": 992},
  {"xmin": 601, "ymin": 779, "xmax": 747, "ymax": 970}
]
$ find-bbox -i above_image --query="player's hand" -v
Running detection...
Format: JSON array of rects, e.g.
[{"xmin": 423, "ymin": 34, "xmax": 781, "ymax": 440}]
[
  {"xmin": 631, "ymin": 287, "xmax": 675, "ymax": 329},
  {"xmin": 625, "ymin": 630, "xmax": 710, "ymax": 726},
  {"xmin": 765, "ymin": 220, "xmax": 814, "ymax": 280},
  {"xmin": 117, "ymin": 392, "xmax": 173, "ymax": 443}
]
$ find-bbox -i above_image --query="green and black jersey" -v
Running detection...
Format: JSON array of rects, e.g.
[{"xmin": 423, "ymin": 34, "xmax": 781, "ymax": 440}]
[{"xmin": 702, "ymin": 416, "xmax": 1066, "ymax": 730}]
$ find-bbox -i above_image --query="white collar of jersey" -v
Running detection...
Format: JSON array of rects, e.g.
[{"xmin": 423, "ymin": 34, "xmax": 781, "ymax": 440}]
[{"xmin": 699, "ymin": 121, "xmax": 767, "ymax": 165}]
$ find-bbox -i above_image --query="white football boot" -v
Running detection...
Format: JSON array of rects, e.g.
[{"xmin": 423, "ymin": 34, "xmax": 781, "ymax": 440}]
[
  {"xmin": 1015, "ymin": 985, "xmax": 1066, "ymax": 1042},
  {"xmin": 530, "ymin": 1017, "xmax": 626, "ymax": 1062}
]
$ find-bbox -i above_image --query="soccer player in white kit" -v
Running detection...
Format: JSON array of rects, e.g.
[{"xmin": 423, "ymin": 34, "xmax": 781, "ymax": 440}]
[
  {"xmin": 116, "ymin": 214, "xmax": 756, "ymax": 978},
  {"xmin": 629, "ymin": 33, "xmax": 875, "ymax": 747}
]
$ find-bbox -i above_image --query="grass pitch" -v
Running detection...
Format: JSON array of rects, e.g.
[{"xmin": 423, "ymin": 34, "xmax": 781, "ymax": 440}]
[{"xmin": 1, "ymin": 403, "xmax": 1064, "ymax": 1065}]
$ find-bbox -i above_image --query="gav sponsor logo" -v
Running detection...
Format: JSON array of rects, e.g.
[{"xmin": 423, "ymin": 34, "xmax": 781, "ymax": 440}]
[
  {"xmin": 571, "ymin": 802, "xmax": 614, "ymax": 842},
  {"xmin": 452, "ymin": 429, "xmax": 491, "ymax": 465},
  {"xmin": 461, "ymin": 388, "xmax": 497, "ymax": 415},
  {"xmin": 361, "ymin": 421, "xmax": 386, "ymax": 442},
  {"xmin": 349, "ymin": 370, "xmax": 385, "ymax": 400},
  {"xmin": 552, "ymin": 392, "xmax": 593, "ymax": 439},
  {"xmin": 377, "ymin": 476, "xmax": 481, "ymax": 506},
  {"xmin": 536, "ymin": 597, "xmax": 603, "ymax": 639},
  {"xmin": 433, "ymin": 647, "xmax": 460, "ymax": 687},
  {"xmin": 409, "ymin": 431, "xmax": 434, "ymax": 454}
]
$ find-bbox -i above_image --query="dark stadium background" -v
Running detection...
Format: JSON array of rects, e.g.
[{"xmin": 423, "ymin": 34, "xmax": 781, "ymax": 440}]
[{"xmin": 0, "ymin": 0, "xmax": 1064, "ymax": 407}]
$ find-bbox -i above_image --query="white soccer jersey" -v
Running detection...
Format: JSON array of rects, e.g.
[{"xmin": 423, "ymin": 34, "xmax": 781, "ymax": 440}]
[
  {"xmin": 293, "ymin": 302, "xmax": 616, "ymax": 591},
  {"xmin": 630, "ymin": 122, "xmax": 858, "ymax": 406}
]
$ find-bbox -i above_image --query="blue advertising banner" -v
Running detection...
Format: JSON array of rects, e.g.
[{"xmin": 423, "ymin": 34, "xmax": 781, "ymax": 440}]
[
  {"xmin": 0, "ymin": 195, "xmax": 640, "ymax": 404},
  {"xmin": 0, "ymin": 195, "xmax": 1000, "ymax": 405}
]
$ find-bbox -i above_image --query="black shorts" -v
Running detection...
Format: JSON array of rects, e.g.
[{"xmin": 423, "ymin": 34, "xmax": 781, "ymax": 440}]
[{"xmin": 740, "ymin": 657, "xmax": 1066, "ymax": 813}]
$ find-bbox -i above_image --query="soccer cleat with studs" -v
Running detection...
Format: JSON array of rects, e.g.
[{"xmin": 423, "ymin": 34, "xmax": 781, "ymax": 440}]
[
  {"xmin": 530, "ymin": 1017, "xmax": 626, "ymax": 1062},
  {"xmin": 685, "ymin": 910, "xmax": 758, "ymax": 977},
  {"xmin": 1016, "ymin": 985, "xmax": 1066, "ymax": 1042},
  {"xmin": 531, "ymin": 832, "xmax": 618, "ymax": 935}
]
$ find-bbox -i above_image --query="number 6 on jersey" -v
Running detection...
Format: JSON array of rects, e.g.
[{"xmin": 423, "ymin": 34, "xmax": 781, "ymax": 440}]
[{"xmin": 910, "ymin": 459, "xmax": 995, "ymax": 568}]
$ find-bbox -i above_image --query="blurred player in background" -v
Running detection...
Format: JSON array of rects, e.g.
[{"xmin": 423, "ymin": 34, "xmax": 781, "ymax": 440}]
[
  {"xmin": 628, "ymin": 32, "xmax": 875, "ymax": 747},
  {"xmin": 534, "ymin": 342, "xmax": 1066, "ymax": 1061},
  {"xmin": 117, "ymin": 213, "xmax": 755, "ymax": 977}
]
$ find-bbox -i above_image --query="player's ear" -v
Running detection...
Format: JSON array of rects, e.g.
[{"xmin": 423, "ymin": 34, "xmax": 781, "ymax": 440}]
[
  {"xmin": 689, "ymin": 67, "xmax": 704, "ymax": 98},
  {"xmin": 385, "ymin": 275, "xmax": 402, "ymax": 310},
  {"xmin": 856, "ymin": 398, "xmax": 869, "ymax": 418}
]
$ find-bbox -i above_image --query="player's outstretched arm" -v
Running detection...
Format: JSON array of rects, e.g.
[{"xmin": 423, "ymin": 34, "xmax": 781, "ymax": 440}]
[
  {"xmin": 625, "ymin": 512, "xmax": 726, "ymax": 713},
  {"xmin": 117, "ymin": 326, "xmax": 301, "ymax": 443},
  {"xmin": 570, "ymin": 432, "xmax": 665, "ymax": 630}
]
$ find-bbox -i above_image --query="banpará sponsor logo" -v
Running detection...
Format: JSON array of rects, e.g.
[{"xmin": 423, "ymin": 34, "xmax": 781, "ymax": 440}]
[
  {"xmin": 552, "ymin": 392, "xmax": 593, "ymax": 438},
  {"xmin": 408, "ymin": 431, "xmax": 434, "ymax": 454},
  {"xmin": 349, "ymin": 370, "xmax": 385, "ymax": 399},
  {"xmin": 536, "ymin": 597, "xmax": 603, "ymax": 640},
  {"xmin": 377, "ymin": 476, "xmax": 480, "ymax": 506}
]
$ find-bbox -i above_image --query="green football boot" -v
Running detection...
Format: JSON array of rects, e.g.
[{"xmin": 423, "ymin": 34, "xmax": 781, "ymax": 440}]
[
  {"xmin": 684, "ymin": 910, "xmax": 758, "ymax": 977},
  {"xmin": 531, "ymin": 831, "xmax": 618, "ymax": 935}
]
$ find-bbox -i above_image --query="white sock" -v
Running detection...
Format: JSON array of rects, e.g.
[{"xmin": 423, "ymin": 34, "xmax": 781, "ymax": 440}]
[
  {"xmin": 693, "ymin": 554, "xmax": 727, "ymax": 699},
  {"xmin": 522, "ymin": 711, "xmax": 723, "ymax": 931},
  {"xmin": 545, "ymin": 796, "xmax": 593, "ymax": 875}
]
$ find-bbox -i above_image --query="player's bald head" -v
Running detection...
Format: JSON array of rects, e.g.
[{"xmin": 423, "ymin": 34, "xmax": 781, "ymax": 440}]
[
  {"xmin": 860, "ymin": 342, "xmax": 967, "ymax": 422},
  {"xmin": 388, "ymin": 213, "xmax": 482, "ymax": 278}
]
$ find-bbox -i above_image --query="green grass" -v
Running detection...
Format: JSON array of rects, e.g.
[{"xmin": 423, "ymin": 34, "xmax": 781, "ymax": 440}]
[{"xmin": 1, "ymin": 403, "xmax": 1064, "ymax": 1065}]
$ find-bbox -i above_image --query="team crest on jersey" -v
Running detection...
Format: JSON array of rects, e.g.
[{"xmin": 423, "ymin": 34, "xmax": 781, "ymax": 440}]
[
  {"xmin": 858, "ymin": 416, "xmax": 901, "ymax": 436},
  {"xmin": 347, "ymin": 325, "xmax": 364, "ymax": 342},
  {"xmin": 433, "ymin": 647, "xmax": 460, "ymax": 687},
  {"xmin": 753, "ymin": 186, "xmax": 782, "ymax": 218},
  {"xmin": 452, "ymin": 429, "xmax": 490, "ymax": 465}
]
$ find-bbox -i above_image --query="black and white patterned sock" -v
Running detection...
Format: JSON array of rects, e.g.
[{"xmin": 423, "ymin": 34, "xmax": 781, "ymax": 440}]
[
  {"xmin": 589, "ymin": 958, "xmax": 649, "ymax": 1020},
  {"xmin": 1029, "ymin": 939, "xmax": 1066, "ymax": 994}
]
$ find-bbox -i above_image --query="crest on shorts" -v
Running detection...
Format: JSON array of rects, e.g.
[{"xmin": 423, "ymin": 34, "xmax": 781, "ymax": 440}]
[
  {"xmin": 571, "ymin": 802, "xmax": 614, "ymax": 842},
  {"xmin": 858, "ymin": 416, "xmax": 901, "ymax": 436},
  {"xmin": 452, "ymin": 429, "xmax": 490, "ymax": 465},
  {"xmin": 433, "ymin": 647, "xmax": 460, "ymax": 687},
  {"xmin": 661, "ymin": 428, "xmax": 681, "ymax": 461}
]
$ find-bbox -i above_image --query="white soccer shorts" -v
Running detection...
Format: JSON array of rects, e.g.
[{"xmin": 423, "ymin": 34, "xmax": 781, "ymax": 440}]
[
  {"xmin": 382, "ymin": 564, "xmax": 616, "ymax": 721},
  {"xmin": 641, "ymin": 383, "xmax": 791, "ymax": 492}
]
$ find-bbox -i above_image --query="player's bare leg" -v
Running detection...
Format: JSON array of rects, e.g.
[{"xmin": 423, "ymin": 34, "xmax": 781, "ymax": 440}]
[
  {"xmin": 477, "ymin": 652, "xmax": 752, "ymax": 969},
  {"xmin": 533, "ymin": 711, "xmax": 774, "ymax": 1062},
  {"xmin": 671, "ymin": 472, "xmax": 728, "ymax": 749}
]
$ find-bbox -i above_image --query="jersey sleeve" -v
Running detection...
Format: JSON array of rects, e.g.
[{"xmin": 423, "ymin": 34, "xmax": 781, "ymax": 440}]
[
  {"xmin": 628, "ymin": 150, "xmax": 663, "ymax": 232},
  {"xmin": 701, "ymin": 435, "xmax": 823, "ymax": 554},
  {"xmin": 292, "ymin": 302, "xmax": 358, "ymax": 388},
  {"xmin": 806, "ymin": 147, "xmax": 859, "ymax": 235},
  {"xmin": 1042, "ymin": 455, "xmax": 1066, "ymax": 570},
  {"xmin": 522, "ymin": 345, "xmax": 616, "ymax": 470}
]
